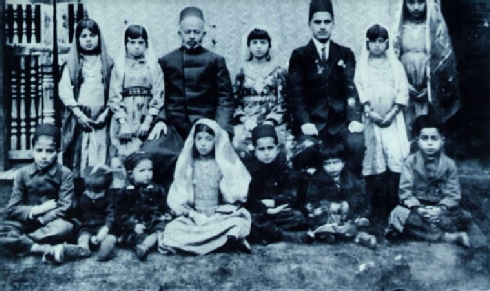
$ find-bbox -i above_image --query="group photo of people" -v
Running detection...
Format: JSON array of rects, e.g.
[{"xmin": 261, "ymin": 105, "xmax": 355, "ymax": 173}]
[{"xmin": 0, "ymin": 0, "xmax": 488, "ymax": 289}]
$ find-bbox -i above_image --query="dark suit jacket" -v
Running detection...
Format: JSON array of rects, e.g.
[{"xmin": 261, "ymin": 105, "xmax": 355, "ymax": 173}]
[
  {"xmin": 158, "ymin": 46, "xmax": 234, "ymax": 134},
  {"xmin": 287, "ymin": 40, "xmax": 361, "ymax": 135}
]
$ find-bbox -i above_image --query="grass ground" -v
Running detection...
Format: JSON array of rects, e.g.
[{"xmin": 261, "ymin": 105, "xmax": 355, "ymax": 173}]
[{"xmin": 0, "ymin": 164, "xmax": 488, "ymax": 291}]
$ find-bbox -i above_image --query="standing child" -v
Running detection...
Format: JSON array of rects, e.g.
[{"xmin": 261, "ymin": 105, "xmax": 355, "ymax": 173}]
[
  {"xmin": 392, "ymin": 0, "xmax": 460, "ymax": 136},
  {"xmin": 354, "ymin": 23, "xmax": 410, "ymax": 217},
  {"xmin": 108, "ymin": 24, "xmax": 165, "ymax": 187},
  {"xmin": 304, "ymin": 143, "xmax": 375, "ymax": 247},
  {"xmin": 233, "ymin": 27, "xmax": 287, "ymax": 152},
  {"xmin": 159, "ymin": 119, "xmax": 252, "ymax": 255},
  {"xmin": 0, "ymin": 124, "xmax": 90, "ymax": 263},
  {"xmin": 58, "ymin": 18, "xmax": 113, "ymax": 191},
  {"xmin": 76, "ymin": 164, "xmax": 117, "ymax": 261},
  {"xmin": 387, "ymin": 115, "xmax": 487, "ymax": 248},
  {"xmin": 114, "ymin": 151, "xmax": 170, "ymax": 261},
  {"xmin": 245, "ymin": 124, "xmax": 308, "ymax": 245}
]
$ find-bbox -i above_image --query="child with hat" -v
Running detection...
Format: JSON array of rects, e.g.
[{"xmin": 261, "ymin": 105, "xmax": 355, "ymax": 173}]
[
  {"xmin": 245, "ymin": 124, "xmax": 309, "ymax": 244},
  {"xmin": 113, "ymin": 151, "xmax": 170, "ymax": 260},
  {"xmin": 0, "ymin": 123, "xmax": 90, "ymax": 263}
]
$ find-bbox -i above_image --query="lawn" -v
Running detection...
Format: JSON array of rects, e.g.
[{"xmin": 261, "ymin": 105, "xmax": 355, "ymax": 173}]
[{"xmin": 0, "ymin": 172, "xmax": 488, "ymax": 291}]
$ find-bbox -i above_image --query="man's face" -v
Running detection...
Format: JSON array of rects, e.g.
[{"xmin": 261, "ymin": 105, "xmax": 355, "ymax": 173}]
[
  {"xmin": 309, "ymin": 12, "xmax": 334, "ymax": 43},
  {"xmin": 179, "ymin": 16, "xmax": 205, "ymax": 49}
]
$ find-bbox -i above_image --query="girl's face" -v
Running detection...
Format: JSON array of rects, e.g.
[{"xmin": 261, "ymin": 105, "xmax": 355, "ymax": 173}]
[
  {"xmin": 78, "ymin": 28, "xmax": 99, "ymax": 52},
  {"xmin": 368, "ymin": 38, "xmax": 388, "ymax": 56},
  {"xmin": 130, "ymin": 159, "xmax": 153, "ymax": 185},
  {"xmin": 405, "ymin": 0, "xmax": 426, "ymax": 20},
  {"xmin": 249, "ymin": 39, "xmax": 270, "ymax": 60},
  {"xmin": 195, "ymin": 131, "xmax": 215, "ymax": 157},
  {"xmin": 126, "ymin": 37, "xmax": 146, "ymax": 58}
]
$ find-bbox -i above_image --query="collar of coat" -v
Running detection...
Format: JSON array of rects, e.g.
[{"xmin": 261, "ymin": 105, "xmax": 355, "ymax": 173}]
[{"xmin": 413, "ymin": 151, "xmax": 451, "ymax": 181}]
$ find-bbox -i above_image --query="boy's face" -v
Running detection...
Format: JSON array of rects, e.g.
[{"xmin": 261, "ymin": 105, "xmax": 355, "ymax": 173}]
[
  {"xmin": 78, "ymin": 28, "xmax": 99, "ymax": 52},
  {"xmin": 126, "ymin": 37, "xmax": 146, "ymax": 58},
  {"xmin": 368, "ymin": 38, "xmax": 388, "ymax": 56},
  {"xmin": 417, "ymin": 127, "xmax": 444, "ymax": 157},
  {"xmin": 309, "ymin": 12, "xmax": 334, "ymax": 43},
  {"xmin": 322, "ymin": 158, "xmax": 344, "ymax": 179},
  {"xmin": 179, "ymin": 17, "xmax": 205, "ymax": 49},
  {"xmin": 32, "ymin": 136, "xmax": 58, "ymax": 170},
  {"xmin": 254, "ymin": 137, "xmax": 279, "ymax": 164},
  {"xmin": 129, "ymin": 159, "xmax": 153, "ymax": 185}
]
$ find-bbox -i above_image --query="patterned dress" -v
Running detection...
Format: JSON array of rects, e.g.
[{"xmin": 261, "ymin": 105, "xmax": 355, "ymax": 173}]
[{"xmin": 233, "ymin": 61, "xmax": 287, "ymax": 149}]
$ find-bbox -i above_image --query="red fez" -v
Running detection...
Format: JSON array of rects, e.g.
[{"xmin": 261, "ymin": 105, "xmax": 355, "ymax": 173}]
[{"xmin": 309, "ymin": 0, "xmax": 334, "ymax": 21}]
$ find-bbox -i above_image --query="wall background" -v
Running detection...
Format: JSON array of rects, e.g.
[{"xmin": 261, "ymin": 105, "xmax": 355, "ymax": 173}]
[{"xmin": 84, "ymin": 0, "xmax": 400, "ymax": 76}]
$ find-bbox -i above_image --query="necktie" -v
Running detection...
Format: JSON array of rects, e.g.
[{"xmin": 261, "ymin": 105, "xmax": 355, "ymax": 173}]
[{"xmin": 321, "ymin": 45, "xmax": 327, "ymax": 62}]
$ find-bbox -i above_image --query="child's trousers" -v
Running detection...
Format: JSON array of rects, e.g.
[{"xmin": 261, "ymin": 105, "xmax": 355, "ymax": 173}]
[{"xmin": 0, "ymin": 219, "xmax": 73, "ymax": 256}]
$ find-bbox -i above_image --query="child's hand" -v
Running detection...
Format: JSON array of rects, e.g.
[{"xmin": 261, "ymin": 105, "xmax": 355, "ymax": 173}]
[
  {"xmin": 117, "ymin": 123, "xmax": 133, "ymax": 141},
  {"xmin": 134, "ymin": 223, "xmax": 146, "ymax": 234},
  {"xmin": 32, "ymin": 199, "xmax": 57, "ymax": 216},
  {"xmin": 95, "ymin": 226, "xmax": 109, "ymax": 243},
  {"xmin": 379, "ymin": 110, "xmax": 397, "ymax": 128},
  {"xmin": 348, "ymin": 121, "xmax": 364, "ymax": 133},
  {"xmin": 330, "ymin": 202, "xmax": 341, "ymax": 213},
  {"xmin": 266, "ymin": 204, "xmax": 291, "ymax": 215},
  {"xmin": 244, "ymin": 118, "xmax": 257, "ymax": 131},
  {"xmin": 190, "ymin": 211, "xmax": 207, "ymax": 226},
  {"xmin": 147, "ymin": 121, "xmax": 167, "ymax": 140},
  {"xmin": 261, "ymin": 199, "xmax": 275, "ymax": 208},
  {"xmin": 77, "ymin": 114, "xmax": 95, "ymax": 132},
  {"xmin": 340, "ymin": 201, "xmax": 349, "ymax": 216},
  {"xmin": 367, "ymin": 111, "xmax": 384, "ymax": 126},
  {"xmin": 92, "ymin": 110, "xmax": 109, "ymax": 129},
  {"xmin": 137, "ymin": 121, "xmax": 151, "ymax": 138}
]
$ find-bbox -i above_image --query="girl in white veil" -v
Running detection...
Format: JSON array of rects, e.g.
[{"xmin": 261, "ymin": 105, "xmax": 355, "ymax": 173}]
[
  {"xmin": 354, "ymin": 23, "xmax": 410, "ymax": 217},
  {"xmin": 233, "ymin": 25, "xmax": 287, "ymax": 153},
  {"xmin": 107, "ymin": 24, "xmax": 165, "ymax": 187}
]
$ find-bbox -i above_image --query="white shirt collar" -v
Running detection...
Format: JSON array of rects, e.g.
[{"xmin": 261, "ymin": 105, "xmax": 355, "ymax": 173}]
[{"xmin": 312, "ymin": 38, "xmax": 330, "ymax": 60}]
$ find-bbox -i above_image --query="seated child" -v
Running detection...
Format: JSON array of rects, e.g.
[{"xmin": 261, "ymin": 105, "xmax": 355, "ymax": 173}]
[
  {"xmin": 387, "ymin": 115, "xmax": 487, "ymax": 248},
  {"xmin": 114, "ymin": 151, "xmax": 170, "ymax": 260},
  {"xmin": 304, "ymin": 143, "xmax": 375, "ymax": 247},
  {"xmin": 158, "ymin": 119, "xmax": 252, "ymax": 255},
  {"xmin": 76, "ymin": 164, "xmax": 117, "ymax": 261},
  {"xmin": 0, "ymin": 123, "xmax": 90, "ymax": 263},
  {"xmin": 245, "ymin": 124, "xmax": 308, "ymax": 245}
]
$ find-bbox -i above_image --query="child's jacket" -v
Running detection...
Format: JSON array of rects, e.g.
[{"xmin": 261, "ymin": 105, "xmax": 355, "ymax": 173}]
[
  {"xmin": 79, "ymin": 190, "xmax": 114, "ymax": 230},
  {"xmin": 245, "ymin": 153, "xmax": 299, "ymax": 214},
  {"xmin": 399, "ymin": 151, "xmax": 460, "ymax": 209},
  {"xmin": 305, "ymin": 168, "xmax": 365, "ymax": 223},
  {"xmin": 6, "ymin": 163, "xmax": 74, "ymax": 225},
  {"xmin": 114, "ymin": 183, "xmax": 169, "ymax": 235}
]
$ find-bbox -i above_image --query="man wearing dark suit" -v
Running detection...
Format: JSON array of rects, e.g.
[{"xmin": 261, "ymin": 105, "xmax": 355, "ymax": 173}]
[
  {"xmin": 152, "ymin": 6, "xmax": 234, "ymax": 139},
  {"xmin": 144, "ymin": 6, "xmax": 234, "ymax": 188},
  {"xmin": 287, "ymin": 0, "xmax": 364, "ymax": 175}
]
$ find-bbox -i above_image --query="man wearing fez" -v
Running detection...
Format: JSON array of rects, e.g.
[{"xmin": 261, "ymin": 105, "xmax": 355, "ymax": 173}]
[
  {"xmin": 144, "ymin": 6, "xmax": 234, "ymax": 188},
  {"xmin": 287, "ymin": 0, "xmax": 364, "ymax": 175},
  {"xmin": 151, "ymin": 6, "xmax": 234, "ymax": 139}
]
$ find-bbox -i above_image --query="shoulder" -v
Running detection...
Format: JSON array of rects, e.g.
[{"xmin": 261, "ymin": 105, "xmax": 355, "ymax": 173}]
[
  {"xmin": 159, "ymin": 48, "xmax": 182, "ymax": 63},
  {"xmin": 15, "ymin": 164, "xmax": 35, "ymax": 181},
  {"xmin": 440, "ymin": 153, "xmax": 457, "ymax": 170}
]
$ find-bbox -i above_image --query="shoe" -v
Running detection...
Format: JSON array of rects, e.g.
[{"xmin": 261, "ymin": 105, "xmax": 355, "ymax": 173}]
[
  {"xmin": 97, "ymin": 235, "xmax": 116, "ymax": 262},
  {"xmin": 355, "ymin": 232, "xmax": 377, "ymax": 249},
  {"xmin": 235, "ymin": 238, "xmax": 252, "ymax": 254},
  {"xmin": 135, "ymin": 244, "xmax": 149, "ymax": 261},
  {"xmin": 384, "ymin": 227, "xmax": 401, "ymax": 241},
  {"xmin": 354, "ymin": 218, "xmax": 370, "ymax": 228},
  {"xmin": 315, "ymin": 233, "xmax": 336, "ymax": 243},
  {"xmin": 62, "ymin": 244, "xmax": 91, "ymax": 261},
  {"xmin": 282, "ymin": 231, "xmax": 314, "ymax": 244},
  {"xmin": 42, "ymin": 244, "xmax": 64, "ymax": 264},
  {"xmin": 454, "ymin": 232, "xmax": 470, "ymax": 248}
]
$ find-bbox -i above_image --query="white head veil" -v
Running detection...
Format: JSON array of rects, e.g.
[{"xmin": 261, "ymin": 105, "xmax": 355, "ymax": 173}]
[{"xmin": 167, "ymin": 119, "xmax": 251, "ymax": 216}]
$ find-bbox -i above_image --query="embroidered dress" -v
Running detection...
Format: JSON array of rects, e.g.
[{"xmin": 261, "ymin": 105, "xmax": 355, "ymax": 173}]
[
  {"xmin": 393, "ymin": 0, "xmax": 461, "ymax": 131},
  {"xmin": 109, "ymin": 58, "xmax": 164, "ymax": 157},
  {"xmin": 234, "ymin": 62, "xmax": 287, "ymax": 149},
  {"xmin": 158, "ymin": 119, "xmax": 251, "ymax": 255}
]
